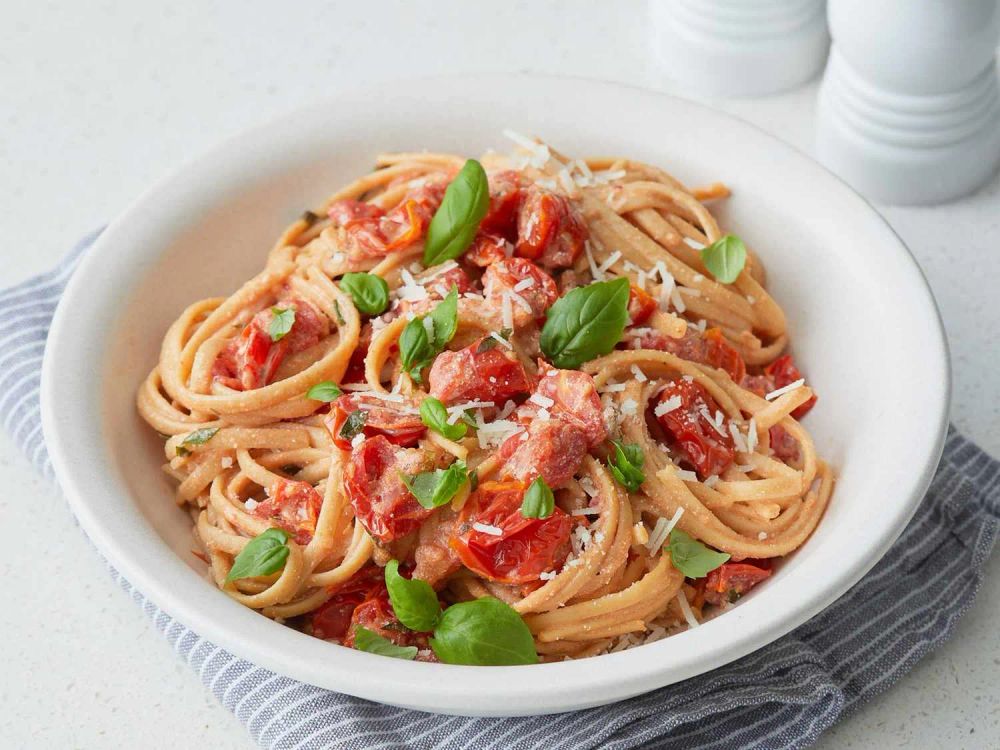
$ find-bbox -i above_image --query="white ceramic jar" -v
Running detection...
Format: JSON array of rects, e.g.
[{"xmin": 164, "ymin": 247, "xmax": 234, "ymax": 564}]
[
  {"xmin": 648, "ymin": 0, "xmax": 830, "ymax": 97},
  {"xmin": 817, "ymin": 0, "xmax": 1000, "ymax": 204}
]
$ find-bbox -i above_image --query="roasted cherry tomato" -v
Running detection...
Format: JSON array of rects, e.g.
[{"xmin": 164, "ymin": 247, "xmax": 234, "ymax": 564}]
[
  {"xmin": 343, "ymin": 436, "xmax": 436, "ymax": 543},
  {"xmin": 764, "ymin": 354, "xmax": 816, "ymax": 419},
  {"xmin": 515, "ymin": 186, "xmax": 588, "ymax": 269},
  {"xmin": 324, "ymin": 393, "xmax": 426, "ymax": 451},
  {"xmin": 480, "ymin": 170, "xmax": 523, "ymax": 237},
  {"xmin": 450, "ymin": 480, "xmax": 573, "ymax": 584},
  {"xmin": 656, "ymin": 379, "xmax": 735, "ymax": 478},
  {"xmin": 702, "ymin": 562, "xmax": 772, "ymax": 605},
  {"xmin": 482, "ymin": 256, "xmax": 559, "ymax": 327},
  {"xmin": 250, "ymin": 479, "xmax": 323, "ymax": 545},
  {"xmin": 533, "ymin": 364, "xmax": 607, "ymax": 447},
  {"xmin": 627, "ymin": 284, "xmax": 658, "ymax": 326},
  {"xmin": 639, "ymin": 327, "xmax": 746, "ymax": 384},
  {"xmin": 428, "ymin": 335, "xmax": 533, "ymax": 405},
  {"xmin": 497, "ymin": 418, "xmax": 589, "ymax": 489},
  {"xmin": 465, "ymin": 232, "xmax": 511, "ymax": 267},
  {"xmin": 310, "ymin": 564, "xmax": 385, "ymax": 642}
]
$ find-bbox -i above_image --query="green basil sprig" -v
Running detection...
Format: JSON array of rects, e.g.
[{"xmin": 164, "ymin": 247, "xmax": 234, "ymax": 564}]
[
  {"xmin": 429, "ymin": 597, "xmax": 538, "ymax": 666},
  {"xmin": 399, "ymin": 287, "xmax": 459, "ymax": 382},
  {"xmin": 540, "ymin": 277, "xmax": 629, "ymax": 368},
  {"xmin": 339, "ymin": 272, "xmax": 389, "ymax": 315},
  {"xmin": 423, "ymin": 159, "xmax": 490, "ymax": 267},
  {"xmin": 419, "ymin": 396, "xmax": 467, "ymax": 441},
  {"xmin": 668, "ymin": 529, "xmax": 730, "ymax": 578},
  {"xmin": 607, "ymin": 441, "xmax": 645, "ymax": 492},
  {"xmin": 377, "ymin": 563, "xmax": 538, "ymax": 666},
  {"xmin": 339, "ymin": 410, "xmax": 368, "ymax": 442},
  {"xmin": 176, "ymin": 426, "xmax": 219, "ymax": 457},
  {"xmin": 269, "ymin": 307, "xmax": 296, "ymax": 342},
  {"xmin": 699, "ymin": 235, "xmax": 747, "ymax": 284},
  {"xmin": 306, "ymin": 381, "xmax": 342, "ymax": 402},
  {"xmin": 353, "ymin": 626, "xmax": 418, "ymax": 660},
  {"xmin": 226, "ymin": 528, "xmax": 290, "ymax": 582},
  {"xmin": 400, "ymin": 460, "xmax": 468, "ymax": 509},
  {"xmin": 520, "ymin": 476, "xmax": 554, "ymax": 519},
  {"xmin": 385, "ymin": 560, "xmax": 441, "ymax": 631}
]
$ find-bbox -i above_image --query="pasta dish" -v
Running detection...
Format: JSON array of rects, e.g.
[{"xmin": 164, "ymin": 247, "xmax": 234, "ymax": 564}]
[{"xmin": 137, "ymin": 132, "xmax": 833, "ymax": 665}]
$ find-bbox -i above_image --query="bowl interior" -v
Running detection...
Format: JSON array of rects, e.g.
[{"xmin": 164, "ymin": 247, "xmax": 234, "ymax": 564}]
[{"xmin": 46, "ymin": 75, "xmax": 949, "ymax": 716}]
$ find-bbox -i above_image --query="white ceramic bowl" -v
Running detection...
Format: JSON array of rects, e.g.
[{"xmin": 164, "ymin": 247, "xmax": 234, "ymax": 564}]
[{"xmin": 40, "ymin": 74, "xmax": 949, "ymax": 717}]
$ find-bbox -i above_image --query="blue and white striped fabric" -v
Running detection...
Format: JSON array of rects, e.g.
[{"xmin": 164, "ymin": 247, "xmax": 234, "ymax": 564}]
[{"xmin": 4, "ymin": 232, "xmax": 998, "ymax": 750}]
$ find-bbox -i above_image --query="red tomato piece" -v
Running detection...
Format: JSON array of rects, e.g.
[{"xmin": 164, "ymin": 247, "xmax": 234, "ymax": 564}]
[
  {"xmin": 324, "ymin": 393, "xmax": 426, "ymax": 451},
  {"xmin": 428, "ymin": 336, "xmax": 533, "ymax": 405},
  {"xmin": 482, "ymin": 257, "xmax": 559, "ymax": 327},
  {"xmin": 634, "ymin": 326, "xmax": 746, "ymax": 383},
  {"xmin": 344, "ymin": 582, "xmax": 431, "ymax": 652},
  {"xmin": 480, "ymin": 170, "xmax": 523, "ymax": 237},
  {"xmin": 628, "ymin": 285, "xmax": 657, "ymax": 326},
  {"xmin": 413, "ymin": 507, "xmax": 462, "ymax": 586},
  {"xmin": 768, "ymin": 425, "xmax": 800, "ymax": 463},
  {"xmin": 764, "ymin": 354, "xmax": 817, "ymax": 419},
  {"xmin": 310, "ymin": 563, "xmax": 385, "ymax": 642},
  {"xmin": 390, "ymin": 266, "xmax": 476, "ymax": 317},
  {"xmin": 702, "ymin": 562, "xmax": 772, "ymax": 605},
  {"xmin": 343, "ymin": 436, "xmax": 436, "ymax": 543},
  {"xmin": 534, "ymin": 364, "xmax": 607, "ymax": 447},
  {"xmin": 251, "ymin": 479, "xmax": 323, "ymax": 545},
  {"xmin": 656, "ymin": 379, "xmax": 736, "ymax": 478},
  {"xmin": 515, "ymin": 185, "xmax": 588, "ymax": 269},
  {"xmin": 465, "ymin": 232, "xmax": 512, "ymax": 267},
  {"xmin": 450, "ymin": 480, "xmax": 573, "ymax": 584},
  {"xmin": 497, "ymin": 418, "xmax": 590, "ymax": 489}
]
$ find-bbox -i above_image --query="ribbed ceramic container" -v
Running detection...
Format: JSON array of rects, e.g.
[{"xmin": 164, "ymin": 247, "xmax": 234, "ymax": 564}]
[
  {"xmin": 817, "ymin": 0, "xmax": 1000, "ymax": 205},
  {"xmin": 648, "ymin": 0, "xmax": 829, "ymax": 96}
]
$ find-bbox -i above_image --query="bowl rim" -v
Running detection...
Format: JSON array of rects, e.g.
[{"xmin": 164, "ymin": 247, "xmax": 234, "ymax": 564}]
[{"xmin": 40, "ymin": 73, "xmax": 950, "ymax": 716}]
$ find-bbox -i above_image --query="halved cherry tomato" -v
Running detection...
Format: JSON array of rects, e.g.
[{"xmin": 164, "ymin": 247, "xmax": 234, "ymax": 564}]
[
  {"xmin": 515, "ymin": 186, "xmax": 588, "ymax": 269},
  {"xmin": 480, "ymin": 170, "xmax": 523, "ymax": 237},
  {"xmin": 250, "ymin": 479, "xmax": 323, "ymax": 545},
  {"xmin": 628, "ymin": 285, "xmax": 657, "ymax": 326},
  {"xmin": 428, "ymin": 335, "xmax": 533, "ymax": 405},
  {"xmin": 764, "ymin": 354, "xmax": 816, "ymax": 419},
  {"xmin": 656, "ymin": 379, "xmax": 735, "ymax": 478},
  {"xmin": 310, "ymin": 564, "xmax": 385, "ymax": 641},
  {"xmin": 324, "ymin": 393, "xmax": 426, "ymax": 451},
  {"xmin": 497, "ymin": 418, "xmax": 589, "ymax": 489},
  {"xmin": 482, "ymin": 257, "xmax": 559, "ymax": 327},
  {"xmin": 343, "ymin": 436, "xmax": 436, "ymax": 543},
  {"xmin": 702, "ymin": 562, "xmax": 772, "ymax": 605},
  {"xmin": 640, "ymin": 327, "xmax": 746, "ymax": 383},
  {"xmin": 465, "ymin": 233, "xmax": 511, "ymax": 267},
  {"xmin": 450, "ymin": 480, "xmax": 573, "ymax": 584},
  {"xmin": 534, "ymin": 364, "xmax": 607, "ymax": 447}
]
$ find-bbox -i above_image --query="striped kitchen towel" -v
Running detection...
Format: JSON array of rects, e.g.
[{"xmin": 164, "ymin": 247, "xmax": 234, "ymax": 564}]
[{"xmin": 3, "ymin": 231, "xmax": 998, "ymax": 750}]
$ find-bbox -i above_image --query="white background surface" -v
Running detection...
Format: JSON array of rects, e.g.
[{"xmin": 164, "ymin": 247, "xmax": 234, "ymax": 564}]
[{"xmin": 1, "ymin": 2, "xmax": 997, "ymax": 748}]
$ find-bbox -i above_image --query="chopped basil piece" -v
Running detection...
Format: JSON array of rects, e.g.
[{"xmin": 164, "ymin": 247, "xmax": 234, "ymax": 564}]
[
  {"xmin": 699, "ymin": 234, "xmax": 747, "ymax": 284},
  {"xmin": 667, "ymin": 529, "xmax": 730, "ymax": 578},
  {"xmin": 339, "ymin": 410, "xmax": 368, "ymax": 442},
  {"xmin": 423, "ymin": 159, "xmax": 490, "ymax": 267},
  {"xmin": 339, "ymin": 272, "xmax": 390, "ymax": 315},
  {"xmin": 476, "ymin": 328, "xmax": 512, "ymax": 354},
  {"xmin": 333, "ymin": 300, "xmax": 346, "ymax": 326},
  {"xmin": 384, "ymin": 560, "xmax": 441, "ymax": 632},
  {"xmin": 520, "ymin": 476, "xmax": 555, "ymax": 519},
  {"xmin": 419, "ymin": 396, "xmax": 467, "ymax": 441},
  {"xmin": 306, "ymin": 380, "xmax": 343, "ymax": 402},
  {"xmin": 268, "ymin": 306, "xmax": 296, "ymax": 342},
  {"xmin": 353, "ymin": 626, "xmax": 418, "ymax": 660},
  {"xmin": 540, "ymin": 277, "xmax": 629, "ymax": 368},
  {"xmin": 226, "ymin": 528, "xmax": 290, "ymax": 582},
  {"xmin": 176, "ymin": 426, "xmax": 219, "ymax": 456},
  {"xmin": 400, "ymin": 460, "xmax": 468, "ymax": 509},
  {"xmin": 607, "ymin": 441, "xmax": 645, "ymax": 492}
]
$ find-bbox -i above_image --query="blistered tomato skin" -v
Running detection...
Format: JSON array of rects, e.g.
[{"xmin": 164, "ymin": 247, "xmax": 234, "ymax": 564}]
[
  {"xmin": 515, "ymin": 186, "xmax": 588, "ymax": 269},
  {"xmin": 656, "ymin": 379, "xmax": 736, "ymax": 478},
  {"xmin": 428, "ymin": 336, "xmax": 534, "ymax": 405},
  {"xmin": 324, "ymin": 394, "xmax": 426, "ymax": 451},
  {"xmin": 250, "ymin": 479, "xmax": 324, "ymax": 545}
]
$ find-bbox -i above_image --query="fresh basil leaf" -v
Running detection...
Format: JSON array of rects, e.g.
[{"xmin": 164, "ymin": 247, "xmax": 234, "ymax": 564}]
[
  {"xmin": 423, "ymin": 160, "xmax": 490, "ymax": 267},
  {"xmin": 668, "ymin": 529, "xmax": 730, "ymax": 578},
  {"xmin": 540, "ymin": 277, "xmax": 630, "ymax": 368},
  {"xmin": 476, "ymin": 328, "xmax": 512, "ymax": 354},
  {"xmin": 419, "ymin": 396, "xmax": 467, "ymax": 441},
  {"xmin": 339, "ymin": 410, "xmax": 368, "ymax": 442},
  {"xmin": 176, "ymin": 426, "xmax": 219, "ymax": 456},
  {"xmin": 429, "ymin": 597, "xmax": 538, "ymax": 665},
  {"xmin": 521, "ymin": 476, "xmax": 554, "ymax": 519},
  {"xmin": 306, "ymin": 380, "xmax": 342, "ymax": 402},
  {"xmin": 353, "ymin": 626, "xmax": 418, "ymax": 660},
  {"xmin": 400, "ymin": 460, "xmax": 468, "ymax": 509},
  {"xmin": 607, "ymin": 440, "xmax": 645, "ymax": 492},
  {"xmin": 226, "ymin": 528, "xmax": 290, "ymax": 582},
  {"xmin": 384, "ymin": 559, "xmax": 441, "ymax": 632},
  {"xmin": 339, "ymin": 272, "xmax": 390, "ymax": 315},
  {"xmin": 399, "ymin": 288, "xmax": 459, "ymax": 382},
  {"xmin": 269, "ymin": 306, "xmax": 296, "ymax": 342},
  {"xmin": 469, "ymin": 470, "xmax": 479, "ymax": 492},
  {"xmin": 460, "ymin": 410, "xmax": 479, "ymax": 431},
  {"xmin": 699, "ymin": 234, "xmax": 747, "ymax": 284}
]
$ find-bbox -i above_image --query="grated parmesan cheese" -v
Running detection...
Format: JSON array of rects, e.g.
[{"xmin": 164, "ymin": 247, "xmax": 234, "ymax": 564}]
[
  {"xmin": 630, "ymin": 364, "xmax": 648, "ymax": 383},
  {"xmin": 765, "ymin": 378, "xmax": 806, "ymax": 401},
  {"xmin": 220, "ymin": 456, "xmax": 233, "ymax": 469},
  {"xmin": 472, "ymin": 522, "xmax": 503, "ymax": 536},
  {"xmin": 244, "ymin": 498, "xmax": 259, "ymax": 511},
  {"xmin": 539, "ymin": 570, "xmax": 557, "ymax": 581},
  {"xmin": 501, "ymin": 292, "xmax": 514, "ymax": 330},
  {"xmin": 600, "ymin": 382, "xmax": 627, "ymax": 393},
  {"xmin": 677, "ymin": 591, "xmax": 701, "ymax": 629},
  {"xmin": 597, "ymin": 250, "xmax": 622, "ymax": 274},
  {"xmin": 654, "ymin": 395, "xmax": 682, "ymax": 417},
  {"xmin": 620, "ymin": 398, "xmax": 638, "ymax": 416},
  {"xmin": 512, "ymin": 277, "xmax": 535, "ymax": 292},
  {"xmin": 682, "ymin": 236, "xmax": 706, "ymax": 250},
  {"xmin": 675, "ymin": 468, "xmax": 698, "ymax": 482},
  {"xmin": 529, "ymin": 393, "xmax": 555, "ymax": 409}
]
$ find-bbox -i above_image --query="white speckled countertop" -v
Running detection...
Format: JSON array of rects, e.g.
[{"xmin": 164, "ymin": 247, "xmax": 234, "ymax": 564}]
[{"xmin": 1, "ymin": 2, "xmax": 997, "ymax": 748}]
